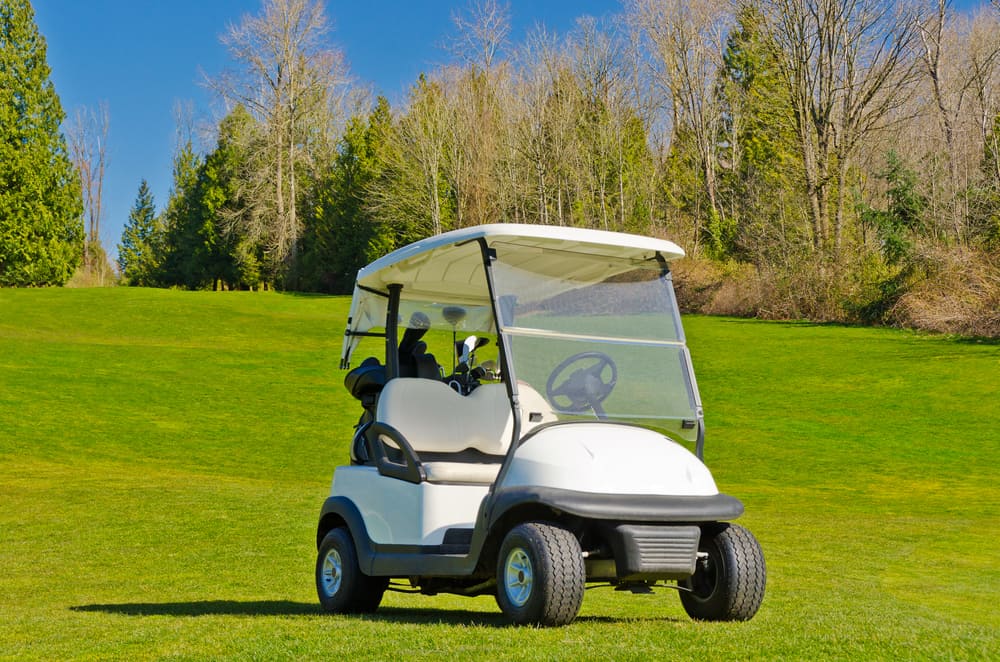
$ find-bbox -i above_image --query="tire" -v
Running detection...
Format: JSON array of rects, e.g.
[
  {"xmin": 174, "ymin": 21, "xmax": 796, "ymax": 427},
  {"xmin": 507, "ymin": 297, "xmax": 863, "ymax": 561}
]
[
  {"xmin": 496, "ymin": 522, "xmax": 585, "ymax": 626},
  {"xmin": 679, "ymin": 523, "xmax": 766, "ymax": 621},
  {"xmin": 316, "ymin": 527, "xmax": 388, "ymax": 614}
]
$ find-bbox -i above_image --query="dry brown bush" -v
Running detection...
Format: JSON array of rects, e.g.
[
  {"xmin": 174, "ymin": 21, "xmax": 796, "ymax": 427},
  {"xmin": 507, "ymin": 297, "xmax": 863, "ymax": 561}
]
[
  {"xmin": 670, "ymin": 258, "xmax": 728, "ymax": 313},
  {"xmin": 672, "ymin": 256, "xmax": 851, "ymax": 321},
  {"xmin": 891, "ymin": 247, "xmax": 1000, "ymax": 337},
  {"xmin": 672, "ymin": 248, "xmax": 1000, "ymax": 338},
  {"xmin": 671, "ymin": 259, "xmax": 764, "ymax": 318}
]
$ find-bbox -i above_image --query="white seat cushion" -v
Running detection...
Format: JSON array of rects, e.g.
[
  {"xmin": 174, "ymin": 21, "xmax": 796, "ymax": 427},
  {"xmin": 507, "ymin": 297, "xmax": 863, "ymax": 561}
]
[{"xmin": 376, "ymin": 379, "xmax": 513, "ymax": 456}]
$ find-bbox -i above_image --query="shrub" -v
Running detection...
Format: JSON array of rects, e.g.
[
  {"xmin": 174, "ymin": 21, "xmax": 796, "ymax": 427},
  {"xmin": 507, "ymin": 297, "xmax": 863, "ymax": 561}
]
[{"xmin": 890, "ymin": 246, "xmax": 1000, "ymax": 337}]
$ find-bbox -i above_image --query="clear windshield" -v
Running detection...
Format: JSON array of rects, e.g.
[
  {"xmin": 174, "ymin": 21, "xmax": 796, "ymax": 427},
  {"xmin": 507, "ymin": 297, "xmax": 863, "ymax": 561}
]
[{"xmin": 491, "ymin": 243, "xmax": 701, "ymax": 443}]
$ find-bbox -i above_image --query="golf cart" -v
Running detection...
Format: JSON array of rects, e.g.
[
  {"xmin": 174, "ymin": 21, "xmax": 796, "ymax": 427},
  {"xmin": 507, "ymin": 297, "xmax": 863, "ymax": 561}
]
[{"xmin": 316, "ymin": 224, "xmax": 765, "ymax": 626}]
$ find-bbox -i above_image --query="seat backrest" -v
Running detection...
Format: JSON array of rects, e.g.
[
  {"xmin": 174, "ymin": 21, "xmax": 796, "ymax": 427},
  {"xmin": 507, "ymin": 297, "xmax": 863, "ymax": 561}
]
[{"xmin": 376, "ymin": 378, "xmax": 513, "ymax": 456}]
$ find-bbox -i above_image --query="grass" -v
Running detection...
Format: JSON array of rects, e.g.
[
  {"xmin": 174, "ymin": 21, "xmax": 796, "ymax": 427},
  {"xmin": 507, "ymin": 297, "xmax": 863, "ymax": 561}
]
[{"xmin": 1, "ymin": 288, "xmax": 997, "ymax": 660}]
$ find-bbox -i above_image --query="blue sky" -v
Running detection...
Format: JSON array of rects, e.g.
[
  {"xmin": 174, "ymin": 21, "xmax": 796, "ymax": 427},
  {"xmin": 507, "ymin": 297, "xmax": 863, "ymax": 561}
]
[{"xmin": 33, "ymin": 0, "xmax": 624, "ymax": 261}]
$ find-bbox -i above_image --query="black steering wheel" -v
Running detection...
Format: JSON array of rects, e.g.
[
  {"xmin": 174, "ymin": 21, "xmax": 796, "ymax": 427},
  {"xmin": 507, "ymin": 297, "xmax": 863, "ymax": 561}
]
[{"xmin": 545, "ymin": 351, "xmax": 618, "ymax": 418}]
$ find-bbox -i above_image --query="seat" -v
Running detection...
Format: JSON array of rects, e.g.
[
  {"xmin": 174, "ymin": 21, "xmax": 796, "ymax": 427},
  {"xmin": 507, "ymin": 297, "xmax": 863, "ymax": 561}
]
[{"xmin": 375, "ymin": 379, "xmax": 513, "ymax": 484}]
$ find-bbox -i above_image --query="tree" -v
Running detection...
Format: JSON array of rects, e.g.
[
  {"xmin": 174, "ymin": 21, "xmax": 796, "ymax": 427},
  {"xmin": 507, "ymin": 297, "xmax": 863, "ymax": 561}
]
[
  {"xmin": 510, "ymin": 28, "xmax": 580, "ymax": 226},
  {"xmin": 370, "ymin": 74, "xmax": 454, "ymax": 241},
  {"xmin": 969, "ymin": 112, "xmax": 1000, "ymax": 248},
  {"xmin": 917, "ymin": 2, "xmax": 1000, "ymax": 242},
  {"xmin": 157, "ymin": 140, "xmax": 203, "ymax": 287},
  {"xmin": 860, "ymin": 151, "xmax": 927, "ymax": 265},
  {"xmin": 448, "ymin": 0, "xmax": 510, "ymax": 72},
  {"xmin": 298, "ymin": 97, "xmax": 392, "ymax": 292},
  {"xmin": 199, "ymin": 104, "xmax": 261, "ymax": 290},
  {"xmin": 761, "ymin": 0, "xmax": 923, "ymax": 254},
  {"xmin": 66, "ymin": 102, "xmax": 110, "ymax": 279},
  {"xmin": 717, "ymin": 4, "xmax": 806, "ymax": 264},
  {"xmin": 628, "ymin": 0, "xmax": 731, "ymax": 252},
  {"xmin": 211, "ymin": 0, "xmax": 350, "ymax": 280},
  {"xmin": 117, "ymin": 180, "xmax": 160, "ymax": 286},
  {"xmin": 0, "ymin": 0, "xmax": 83, "ymax": 286}
]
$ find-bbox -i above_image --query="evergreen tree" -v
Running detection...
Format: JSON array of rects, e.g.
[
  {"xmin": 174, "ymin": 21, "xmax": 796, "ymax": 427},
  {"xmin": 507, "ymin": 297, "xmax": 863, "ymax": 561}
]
[
  {"xmin": 157, "ymin": 141, "xmax": 203, "ymax": 287},
  {"xmin": 0, "ymin": 0, "xmax": 84, "ymax": 285},
  {"xmin": 192, "ymin": 105, "xmax": 257, "ymax": 290},
  {"xmin": 716, "ymin": 5, "xmax": 804, "ymax": 265},
  {"xmin": 117, "ymin": 180, "xmax": 159, "ymax": 286},
  {"xmin": 859, "ymin": 151, "xmax": 927, "ymax": 265},
  {"xmin": 155, "ymin": 107, "xmax": 263, "ymax": 290},
  {"xmin": 298, "ymin": 97, "xmax": 394, "ymax": 293}
]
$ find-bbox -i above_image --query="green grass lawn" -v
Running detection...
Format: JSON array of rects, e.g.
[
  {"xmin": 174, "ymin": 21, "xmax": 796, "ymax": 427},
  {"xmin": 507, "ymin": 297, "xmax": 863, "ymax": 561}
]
[{"xmin": 1, "ymin": 288, "xmax": 997, "ymax": 660}]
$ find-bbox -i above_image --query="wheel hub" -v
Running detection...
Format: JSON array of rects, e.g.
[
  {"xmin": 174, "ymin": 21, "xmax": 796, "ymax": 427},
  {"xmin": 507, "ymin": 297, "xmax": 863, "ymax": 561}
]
[
  {"xmin": 504, "ymin": 548, "xmax": 533, "ymax": 607},
  {"xmin": 321, "ymin": 548, "xmax": 343, "ymax": 597}
]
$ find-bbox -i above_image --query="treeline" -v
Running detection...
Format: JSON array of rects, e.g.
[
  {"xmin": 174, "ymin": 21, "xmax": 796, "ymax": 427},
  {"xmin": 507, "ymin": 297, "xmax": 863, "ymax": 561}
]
[{"xmin": 118, "ymin": 0, "xmax": 999, "ymax": 333}]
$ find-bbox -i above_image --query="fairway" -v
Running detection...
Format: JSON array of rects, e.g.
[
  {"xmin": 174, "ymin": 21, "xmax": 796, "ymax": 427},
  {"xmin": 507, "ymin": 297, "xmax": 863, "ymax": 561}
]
[{"xmin": 1, "ymin": 288, "xmax": 997, "ymax": 660}]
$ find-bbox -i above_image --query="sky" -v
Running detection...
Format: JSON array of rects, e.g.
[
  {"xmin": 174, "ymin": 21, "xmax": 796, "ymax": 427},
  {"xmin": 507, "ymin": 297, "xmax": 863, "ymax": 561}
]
[{"xmin": 33, "ymin": 0, "xmax": 624, "ymax": 262}]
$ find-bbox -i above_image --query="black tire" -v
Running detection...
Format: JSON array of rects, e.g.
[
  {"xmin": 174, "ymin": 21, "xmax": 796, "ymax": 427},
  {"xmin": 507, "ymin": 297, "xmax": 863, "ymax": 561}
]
[
  {"xmin": 679, "ymin": 523, "xmax": 766, "ymax": 621},
  {"xmin": 496, "ymin": 522, "xmax": 585, "ymax": 626},
  {"xmin": 316, "ymin": 527, "xmax": 388, "ymax": 614}
]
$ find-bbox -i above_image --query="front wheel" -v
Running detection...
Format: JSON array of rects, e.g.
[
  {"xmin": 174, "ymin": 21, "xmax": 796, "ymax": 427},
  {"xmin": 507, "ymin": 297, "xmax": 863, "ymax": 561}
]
[
  {"xmin": 496, "ymin": 522, "xmax": 585, "ymax": 626},
  {"xmin": 679, "ymin": 523, "xmax": 766, "ymax": 621},
  {"xmin": 316, "ymin": 527, "xmax": 388, "ymax": 614}
]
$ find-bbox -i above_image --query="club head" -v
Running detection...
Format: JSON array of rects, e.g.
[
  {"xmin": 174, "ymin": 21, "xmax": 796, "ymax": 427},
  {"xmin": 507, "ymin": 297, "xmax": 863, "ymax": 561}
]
[{"xmin": 460, "ymin": 335, "xmax": 478, "ymax": 365}]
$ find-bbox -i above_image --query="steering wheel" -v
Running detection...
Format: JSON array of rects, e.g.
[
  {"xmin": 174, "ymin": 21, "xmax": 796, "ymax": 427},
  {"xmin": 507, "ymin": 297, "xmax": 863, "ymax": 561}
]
[{"xmin": 545, "ymin": 352, "xmax": 618, "ymax": 418}]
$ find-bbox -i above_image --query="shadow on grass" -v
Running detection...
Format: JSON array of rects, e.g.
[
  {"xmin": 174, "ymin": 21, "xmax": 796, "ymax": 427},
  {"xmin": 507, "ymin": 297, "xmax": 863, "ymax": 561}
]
[
  {"xmin": 71, "ymin": 601, "xmax": 680, "ymax": 626},
  {"xmin": 71, "ymin": 601, "xmax": 321, "ymax": 617},
  {"xmin": 953, "ymin": 334, "xmax": 1000, "ymax": 345}
]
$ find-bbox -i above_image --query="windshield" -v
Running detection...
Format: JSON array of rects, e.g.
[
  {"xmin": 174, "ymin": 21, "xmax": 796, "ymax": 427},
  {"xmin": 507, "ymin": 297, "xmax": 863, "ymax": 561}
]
[{"xmin": 491, "ymin": 242, "xmax": 701, "ymax": 444}]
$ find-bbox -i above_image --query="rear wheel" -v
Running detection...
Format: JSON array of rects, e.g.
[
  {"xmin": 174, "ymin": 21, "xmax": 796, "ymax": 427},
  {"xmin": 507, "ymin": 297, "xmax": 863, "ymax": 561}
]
[
  {"xmin": 496, "ymin": 522, "xmax": 585, "ymax": 626},
  {"xmin": 316, "ymin": 527, "xmax": 388, "ymax": 614},
  {"xmin": 679, "ymin": 523, "xmax": 765, "ymax": 621}
]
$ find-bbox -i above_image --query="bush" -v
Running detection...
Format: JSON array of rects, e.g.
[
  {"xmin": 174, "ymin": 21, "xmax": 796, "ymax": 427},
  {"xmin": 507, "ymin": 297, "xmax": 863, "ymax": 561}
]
[{"xmin": 890, "ymin": 246, "xmax": 1000, "ymax": 337}]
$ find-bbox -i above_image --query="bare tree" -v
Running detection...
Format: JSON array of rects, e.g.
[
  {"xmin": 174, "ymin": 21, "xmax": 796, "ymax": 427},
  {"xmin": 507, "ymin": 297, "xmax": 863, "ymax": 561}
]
[
  {"xmin": 66, "ymin": 102, "xmax": 110, "ymax": 278},
  {"xmin": 967, "ymin": 8, "xmax": 1000, "ymax": 161},
  {"xmin": 761, "ymin": 0, "xmax": 923, "ymax": 254},
  {"xmin": 510, "ymin": 27, "xmax": 579, "ymax": 226},
  {"xmin": 449, "ymin": 0, "xmax": 511, "ymax": 72},
  {"xmin": 628, "ymin": 0, "xmax": 731, "ymax": 252},
  {"xmin": 211, "ymin": 0, "xmax": 350, "ymax": 274},
  {"xmin": 917, "ymin": 2, "xmax": 1000, "ymax": 240},
  {"xmin": 443, "ymin": 1, "xmax": 513, "ymax": 227},
  {"xmin": 369, "ymin": 75, "xmax": 451, "ymax": 238}
]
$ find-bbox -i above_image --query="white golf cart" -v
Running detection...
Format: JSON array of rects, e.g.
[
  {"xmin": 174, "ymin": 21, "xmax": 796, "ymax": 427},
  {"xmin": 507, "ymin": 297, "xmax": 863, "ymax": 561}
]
[{"xmin": 316, "ymin": 224, "xmax": 765, "ymax": 626}]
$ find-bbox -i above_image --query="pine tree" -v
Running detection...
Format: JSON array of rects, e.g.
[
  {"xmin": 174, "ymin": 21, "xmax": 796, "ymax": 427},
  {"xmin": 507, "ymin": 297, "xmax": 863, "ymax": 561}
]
[
  {"xmin": 192, "ymin": 105, "xmax": 255, "ymax": 290},
  {"xmin": 0, "ymin": 0, "xmax": 84, "ymax": 285},
  {"xmin": 716, "ymin": 5, "xmax": 804, "ymax": 265},
  {"xmin": 299, "ymin": 97, "xmax": 392, "ymax": 293},
  {"xmin": 859, "ymin": 151, "xmax": 927, "ymax": 265},
  {"xmin": 157, "ymin": 141, "xmax": 203, "ymax": 287},
  {"xmin": 117, "ymin": 180, "xmax": 159, "ymax": 286}
]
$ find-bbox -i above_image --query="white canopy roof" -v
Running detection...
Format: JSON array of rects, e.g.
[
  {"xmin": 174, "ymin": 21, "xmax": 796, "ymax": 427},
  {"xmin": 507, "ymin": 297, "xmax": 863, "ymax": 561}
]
[
  {"xmin": 357, "ymin": 224, "xmax": 683, "ymax": 297},
  {"xmin": 342, "ymin": 224, "xmax": 685, "ymax": 366}
]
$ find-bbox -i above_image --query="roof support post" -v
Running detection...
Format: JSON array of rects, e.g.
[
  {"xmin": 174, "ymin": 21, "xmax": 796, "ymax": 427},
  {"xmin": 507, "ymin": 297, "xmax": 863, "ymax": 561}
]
[{"xmin": 385, "ymin": 283, "xmax": 402, "ymax": 380}]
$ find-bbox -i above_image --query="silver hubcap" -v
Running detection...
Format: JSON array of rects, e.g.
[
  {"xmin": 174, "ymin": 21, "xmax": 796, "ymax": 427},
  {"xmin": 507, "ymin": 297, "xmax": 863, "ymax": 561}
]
[
  {"xmin": 504, "ymin": 547, "xmax": 533, "ymax": 607},
  {"xmin": 320, "ymin": 548, "xmax": 343, "ymax": 597}
]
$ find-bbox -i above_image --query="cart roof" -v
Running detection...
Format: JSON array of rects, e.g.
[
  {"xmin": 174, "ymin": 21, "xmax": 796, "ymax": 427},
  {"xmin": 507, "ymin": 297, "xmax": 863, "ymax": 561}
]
[
  {"xmin": 357, "ymin": 224, "xmax": 684, "ymax": 297},
  {"xmin": 342, "ymin": 224, "xmax": 685, "ymax": 366}
]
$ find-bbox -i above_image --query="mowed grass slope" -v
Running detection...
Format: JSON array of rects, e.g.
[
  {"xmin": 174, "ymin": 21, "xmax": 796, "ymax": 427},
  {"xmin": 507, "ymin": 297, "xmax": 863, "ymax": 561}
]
[{"xmin": 0, "ymin": 288, "xmax": 997, "ymax": 660}]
